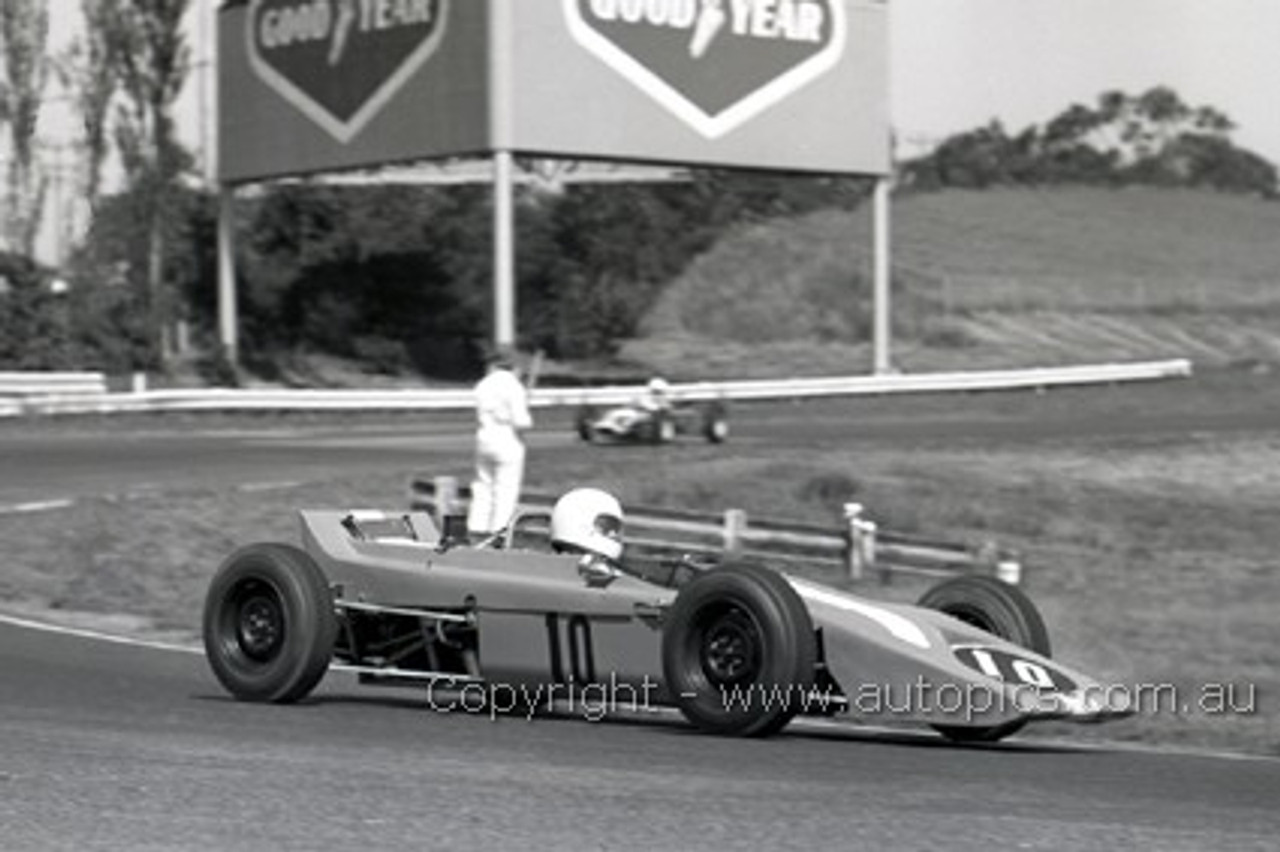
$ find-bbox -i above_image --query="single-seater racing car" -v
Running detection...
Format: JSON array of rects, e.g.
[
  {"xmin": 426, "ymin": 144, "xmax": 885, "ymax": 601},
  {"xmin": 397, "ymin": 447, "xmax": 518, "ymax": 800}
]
[
  {"xmin": 202, "ymin": 488, "xmax": 1133, "ymax": 741},
  {"xmin": 574, "ymin": 379, "xmax": 728, "ymax": 445}
]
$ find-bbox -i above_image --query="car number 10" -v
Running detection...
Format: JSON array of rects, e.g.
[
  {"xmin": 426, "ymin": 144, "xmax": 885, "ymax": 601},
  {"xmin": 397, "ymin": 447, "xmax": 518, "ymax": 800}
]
[{"xmin": 954, "ymin": 646, "xmax": 1073, "ymax": 691}]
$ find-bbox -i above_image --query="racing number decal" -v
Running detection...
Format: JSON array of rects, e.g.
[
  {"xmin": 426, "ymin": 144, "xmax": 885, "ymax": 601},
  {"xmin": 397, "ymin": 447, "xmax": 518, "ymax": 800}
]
[
  {"xmin": 1010, "ymin": 658, "xmax": 1056, "ymax": 690},
  {"xmin": 954, "ymin": 646, "xmax": 1075, "ymax": 692},
  {"xmin": 545, "ymin": 614, "xmax": 597, "ymax": 684}
]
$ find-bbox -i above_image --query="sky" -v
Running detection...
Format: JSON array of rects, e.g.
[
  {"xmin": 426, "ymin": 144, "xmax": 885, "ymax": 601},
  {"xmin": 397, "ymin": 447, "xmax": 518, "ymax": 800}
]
[
  {"xmin": 889, "ymin": 0, "xmax": 1280, "ymax": 161},
  {"xmin": 30, "ymin": 0, "xmax": 1280, "ymax": 261},
  {"xmin": 39, "ymin": 0, "xmax": 1280, "ymax": 163}
]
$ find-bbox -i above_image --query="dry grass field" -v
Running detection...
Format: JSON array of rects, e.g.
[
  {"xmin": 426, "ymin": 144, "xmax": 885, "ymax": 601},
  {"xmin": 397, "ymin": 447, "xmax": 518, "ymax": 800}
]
[{"xmin": 632, "ymin": 187, "xmax": 1280, "ymax": 375}]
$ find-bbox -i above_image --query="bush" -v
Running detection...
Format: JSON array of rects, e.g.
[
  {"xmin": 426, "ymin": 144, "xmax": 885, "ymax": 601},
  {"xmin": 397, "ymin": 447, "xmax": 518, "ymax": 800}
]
[
  {"xmin": 352, "ymin": 335, "xmax": 411, "ymax": 375},
  {"xmin": 195, "ymin": 343, "xmax": 240, "ymax": 388},
  {"xmin": 0, "ymin": 252, "xmax": 76, "ymax": 370}
]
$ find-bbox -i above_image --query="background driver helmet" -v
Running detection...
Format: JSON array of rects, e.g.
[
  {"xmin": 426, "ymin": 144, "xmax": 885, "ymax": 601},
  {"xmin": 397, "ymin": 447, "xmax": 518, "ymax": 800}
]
[
  {"xmin": 647, "ymin": 376, "xmax": 670, "ymax": 397},
  {"xmin": 550, "ymin": 487, "xmax": 625, "ymax": 561}
]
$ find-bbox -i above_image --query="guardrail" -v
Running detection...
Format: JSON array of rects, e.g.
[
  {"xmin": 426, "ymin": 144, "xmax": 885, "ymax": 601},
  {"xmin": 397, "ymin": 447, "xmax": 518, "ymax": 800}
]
[
  {"xmin": 0, "ymin": 371, "xmax": 108, "ymax": 397},
  {"xmin": 0, "ymin": 359, "xmax": 1192, "ymax": 417},
  {"xmin": 409, "ymin": 475, "xmax": 1024, "ymax": 586}
]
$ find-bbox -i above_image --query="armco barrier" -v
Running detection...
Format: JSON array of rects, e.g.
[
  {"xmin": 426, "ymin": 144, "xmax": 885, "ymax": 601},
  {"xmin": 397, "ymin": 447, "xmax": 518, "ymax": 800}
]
[
  {"xmin": 409, "ymin": 475, "xmax": 1022, "ymax": 586},
  {"xmin": 0, "ymin": 371, "xmax": 108, "ymax": 397},
  {"xmin": 1, "ymin": 358, "xmax": 1193, "ymax": 417}
]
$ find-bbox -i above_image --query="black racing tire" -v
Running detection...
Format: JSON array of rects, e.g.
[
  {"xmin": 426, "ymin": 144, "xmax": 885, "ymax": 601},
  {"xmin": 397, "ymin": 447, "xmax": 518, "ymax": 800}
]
[
  {"xmin": 574, "ymin": 406, "xmax": 597, "ymax": 442},
  {"xmin": 662, "ymin": 564, "xmax": 816, "ymax": 737},
  {"xmin": 702, "ymin": 401, "xmax": 729, "ymax": 444},
  {"xmin": 203, "ymin": 543, "xmax": 337, "ymax": 703},
  {"xmin": 917, "ymin": 575, "xmax": 1051, "ymax": 743},
  {"xmin": 646, "ymin": 412, "xmax": 676, "ymax": 444}
]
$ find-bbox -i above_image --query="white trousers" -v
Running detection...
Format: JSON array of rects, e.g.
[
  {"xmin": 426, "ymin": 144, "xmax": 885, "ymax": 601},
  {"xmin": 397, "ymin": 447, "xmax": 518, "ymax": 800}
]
[{"xmin": 467, "ymin": 431, "xmax": 526, "ymax": 535}]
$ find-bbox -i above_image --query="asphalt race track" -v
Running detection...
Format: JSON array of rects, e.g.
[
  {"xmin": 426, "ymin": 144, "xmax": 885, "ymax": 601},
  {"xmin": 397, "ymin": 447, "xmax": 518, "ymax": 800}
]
[
  {"xmin": 2, "ymin": 390, "xmax": 1278, "ymax": 849},
  {"xmin": 0, "ymin": 617, "xmax": 1276, "ymax": 850},
  {"xmin": 0, "ymin": 412, "xmax": 477, "ymax": 508}
]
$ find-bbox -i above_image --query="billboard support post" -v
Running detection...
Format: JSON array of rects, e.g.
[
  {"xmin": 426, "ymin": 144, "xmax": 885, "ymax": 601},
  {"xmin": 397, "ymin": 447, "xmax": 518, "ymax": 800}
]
[
  {"xmin": 872, "ymin": 176, "xmax": 892, "ymax": 374},
  {"xmin": 493, "ymin": 149, "xmax": 516, "ymax": 348},
  {"xmin": 217, "ymin": 185, "xmax": 239, "ymax": 368}
]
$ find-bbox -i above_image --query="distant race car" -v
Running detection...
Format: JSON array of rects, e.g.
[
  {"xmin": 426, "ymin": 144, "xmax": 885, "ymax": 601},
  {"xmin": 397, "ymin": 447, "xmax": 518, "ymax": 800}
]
[
  {"xmin": 574, "ymin": 400, "xmax": 729, "ymax": 445},
  {"xmin": 203, "ymin": 503, "xmax": 1133, "ymax": 742}
]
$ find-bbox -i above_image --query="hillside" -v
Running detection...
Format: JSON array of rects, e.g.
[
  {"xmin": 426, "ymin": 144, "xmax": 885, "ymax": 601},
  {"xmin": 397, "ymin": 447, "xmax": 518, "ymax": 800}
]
[{"xmin": 626, "ymin": 187, "xmax": 1280, "ymax": 377}]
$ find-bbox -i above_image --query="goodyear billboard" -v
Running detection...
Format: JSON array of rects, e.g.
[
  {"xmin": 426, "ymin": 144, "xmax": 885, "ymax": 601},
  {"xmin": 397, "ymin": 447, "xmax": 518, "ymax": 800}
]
[{"xmin": 218, "ymin": 0, "xmax": 888, "ymax": 183}]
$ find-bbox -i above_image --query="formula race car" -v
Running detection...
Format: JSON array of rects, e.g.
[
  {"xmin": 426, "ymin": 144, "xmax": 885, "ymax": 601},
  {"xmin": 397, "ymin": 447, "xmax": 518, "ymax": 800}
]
[
  {"xmin": 203, "ymin": 502, "xmax": 1134, "ymax": 742},
  {"xmin": 574, "ymin": 400, "xmax": 729, "ymax": 445}
]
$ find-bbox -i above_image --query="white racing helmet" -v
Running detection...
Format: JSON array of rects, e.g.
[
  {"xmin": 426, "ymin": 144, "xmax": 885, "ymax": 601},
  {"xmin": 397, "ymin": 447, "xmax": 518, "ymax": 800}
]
[
  {"xmin": 647, "ymin": 376, "xmax": 670, "ymax": 396},
  {"xmin": 550, "ymin": 487, "xmax": 625, "ymax": 561}
]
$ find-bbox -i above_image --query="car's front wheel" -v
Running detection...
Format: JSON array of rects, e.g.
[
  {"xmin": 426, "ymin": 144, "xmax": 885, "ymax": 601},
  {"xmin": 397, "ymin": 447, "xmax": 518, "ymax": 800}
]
[
  {"xmin": 574, "ymin": 406, "xmax": 597, "ymax": 442},
  {"xmin": 662, "ymin": 565, "xmax": 816, "ymax": 737},
  {"xmin": 203, "ymin": 543, "xmax": 337, "ymax": 703},
  {"xmin": 917, "ymin": 575, "xmax": 1051, "ymax": 743}
]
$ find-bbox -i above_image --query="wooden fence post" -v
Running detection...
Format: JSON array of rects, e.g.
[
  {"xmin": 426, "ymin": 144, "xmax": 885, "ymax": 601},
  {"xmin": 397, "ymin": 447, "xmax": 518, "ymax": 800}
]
[
  {"xmin": 843, "ymin": 503, "xmax": 878, "ymax": 583},
  {"xmin": 995, "ymin": 549, "xmax": 1023, "ymax": 586},
  {"xmin": 844, "ymin": 502, "xmax": 863, "ymax": 581},
  {"xmin": 722, "ymin": 508, "xmax": 747, "ymax": 556}
]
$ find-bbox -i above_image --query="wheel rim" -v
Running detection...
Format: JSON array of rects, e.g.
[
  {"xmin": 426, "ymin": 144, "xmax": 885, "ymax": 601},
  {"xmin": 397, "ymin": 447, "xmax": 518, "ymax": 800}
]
[
  {"xmin": 696, "ymin": 604, "xmax": 762, "ymax": 686},
  {"xmin": 226, "ymin": 577, "xmax": 286, "ymax": 663}
]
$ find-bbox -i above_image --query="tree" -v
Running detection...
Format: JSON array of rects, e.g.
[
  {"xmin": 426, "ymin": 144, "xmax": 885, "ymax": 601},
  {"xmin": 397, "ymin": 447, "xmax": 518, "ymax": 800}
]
[
  {"xmin": 231, "ymin": 183, "xmax": 495, "ymax": 378},
  {"xmin": 1042, "ymin": 103, "xmax": 1099, "ymax": 152},
  {"xmin": 1157, "ymin": 134, "xmax": 1277, "ymax": 197},
  {"xmin": 1123, "ymin": 86, "xmax": 1191, "ymax": 160},
  {"xmin": 0, "ymin": 0, "xmax": 51, "ymax": 256},
  {"xmin": 1191, "ymin": 105, "xmax": 1234, "ymax": 136},
  {"xmin": 899, "ymin": 86, "xmax": 1277, "ymax": 197},
  {"xmin": 99, "ymin": 0, "xmax": 193, "ymax": 368},
  {"xmin": 914, "ymin": 120, "xmax": 1024, "ymax": 189},
  {"xmin": 60, "ymin": 0, "xmax": 122, "ymax": 214}
]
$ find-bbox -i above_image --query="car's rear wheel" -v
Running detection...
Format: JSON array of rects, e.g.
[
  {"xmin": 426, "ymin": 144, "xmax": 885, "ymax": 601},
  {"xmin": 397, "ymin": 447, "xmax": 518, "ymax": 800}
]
[
  {"xmin": 917, "ymin": 575, "xmax": 1050, "ymax": 743},
  {"xmin": 203, "ymin": 543, "xmax": 337, "ymax": 703},
  {"xmin": 662, "ymin": 565, "xmax": 816, "ymax": 737},
  {"xmin": 702, "ymin": 402, "xmax": 729, "ymax": 443},
  {"xmin": 646, "ymin": 412, "xmax": 676, "ymax": 444}
]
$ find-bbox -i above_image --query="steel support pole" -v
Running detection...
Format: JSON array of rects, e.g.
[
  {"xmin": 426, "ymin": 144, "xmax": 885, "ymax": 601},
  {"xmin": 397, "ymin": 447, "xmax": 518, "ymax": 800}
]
[
  {"xmin": 489, "ymin": 0, "xmax": 516, "ymax": 350},
  {"xmin": 217, "ymin": 184, "xmax": 239, "ymax": 366},
  {"xmin": 872, "ymin": 176, "xmax": 892, "ymax": 374},
  {"xmin": 492, "ymin": 149, "xmax": 516, "ymax": 348}
]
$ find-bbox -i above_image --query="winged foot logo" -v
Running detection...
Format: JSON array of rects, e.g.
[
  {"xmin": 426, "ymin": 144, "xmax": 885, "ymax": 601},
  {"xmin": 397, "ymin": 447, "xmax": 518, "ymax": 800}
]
[
  {"xmin": 564, "ymin": 0, "xmax": 847, "ymax": 138},
  {"xmin": 247, "ymin": 0, "xmax": 448, "ymax": 143}
]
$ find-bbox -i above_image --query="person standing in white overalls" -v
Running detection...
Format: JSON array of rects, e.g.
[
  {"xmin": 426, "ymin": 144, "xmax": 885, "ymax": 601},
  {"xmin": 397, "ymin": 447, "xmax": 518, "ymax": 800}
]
[{"xmin": 467, "ymin": 346, "xmax": 533, "ymax": 538}]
